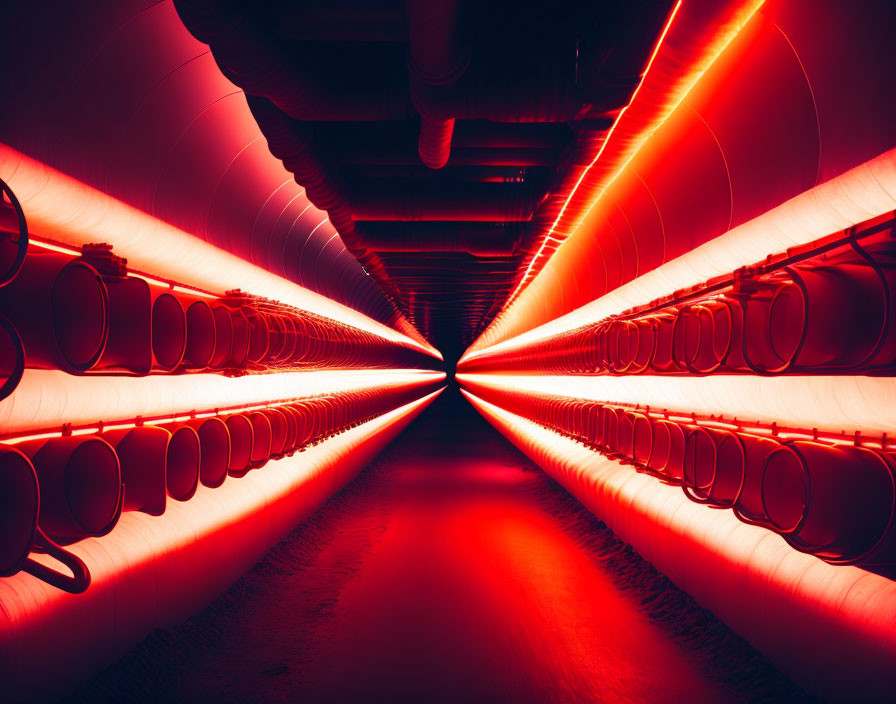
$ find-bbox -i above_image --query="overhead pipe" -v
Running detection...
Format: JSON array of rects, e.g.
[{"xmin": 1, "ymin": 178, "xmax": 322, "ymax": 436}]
[
  {"xmin": 348, "ymin": 181, "xmax": 538, "ymax": 221},
  {"xmin": 338, "ymin": 146, "xmax": 560, "ymax": 168},
  {"xmin": 177, "ymin": 0, "xmax": 580, "ymax": 125},
  {"xmin": 318, "ymin": 119, "xmax": 571, "ymax": 154},
  {"xmin": 404, "ymin": 0, "xmax": 470, "ymax": 169},
  {"xmin": 356, "ymin": 222, "xmax": 523, "ymax": 256},
  {"xmin": 321, "ymin": 119, "xmax": 569, "ymax": 165},
  {"xmin": 174, "ymin": 0, "xmax": 602, "ymax": 333},
  {"xmin": 267, "ymin": 0, "xmax": 408, "ymax": 43},
  {"xmin": 245, "ymin": 96, "xmax": 409, "ymax": 313},
  {"xmin": 245, "ymin": 96, "xmax": 356, "ymax": 236},
  {"xmin": 343, "ymin": 164, "xmax": 541, "ymax": 184},
  {"xmin": 174, "ymin": 0, "xmax": 415, "ymax": 121}
]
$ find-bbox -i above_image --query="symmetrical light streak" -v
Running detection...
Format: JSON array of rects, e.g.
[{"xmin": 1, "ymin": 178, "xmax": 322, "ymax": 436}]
[
  {"xmin": 461, "ymin": 145, "xmax": 896, "ymax": 364},
  {"xmin": 1, "ymin": 373, "xmax": 443, "ymax": 443},
  {"xmin": 502, "ymin": 0, "xmax": 764, "ymax": 310},
  {"xmin": 457, "ymin": 372, "xmax": 896, "ymax": 438},
  {"xmin": 0, "ymin": 368, "xmax": 446, "ymax": 435},
  {"xmin": 0, "ymin": 145, "xmax": 441, "ymax": 359},
  {"xmin": 504, "ymin": 0, "xmax": 684, "ymax": 306}
]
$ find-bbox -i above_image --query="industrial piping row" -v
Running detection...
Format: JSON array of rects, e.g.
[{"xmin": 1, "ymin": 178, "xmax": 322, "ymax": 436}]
[
  {"xmin": 0, "ymin": 179, "xmax": 437, "ymax": 401},
  {"xmin": 0, "ymin": 177, "xmax": 444, "ymax": 595},
  {"xmin": 0, "ymin": 379, "xmax": 443, "ymax": 594},
  {"xmin": 460, "ymin": 381, "xmax": 896, "ymax": 570},
  {"xmin": 460, "ymin": 212, "xmax": 896, "ymax": 376}
]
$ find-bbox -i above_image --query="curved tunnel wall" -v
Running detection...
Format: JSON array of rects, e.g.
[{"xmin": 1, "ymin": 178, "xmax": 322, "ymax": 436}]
[
  {"xmin": 455, "ymin": 1, "xmax": 896, "ymax": 699},
  {"xmin": 471, "ymin": 0, "xmax": 896, "ymax": 351},
  {"xmin": 2, "ymin": 0, "xmax": 895, "ymax": 700},
  {"xmin": 0, "ymin": 4, "xmax": 447, "ymax": 697},
  {"xmin": 0, "ymin": 0, "xmax": 417, "ymax": 335}
]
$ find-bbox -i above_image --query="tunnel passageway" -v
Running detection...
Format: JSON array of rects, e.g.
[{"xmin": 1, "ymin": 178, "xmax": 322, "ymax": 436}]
[{"xmin": 69, "ymin": 390, "xmax": 807, "ymax": 704}]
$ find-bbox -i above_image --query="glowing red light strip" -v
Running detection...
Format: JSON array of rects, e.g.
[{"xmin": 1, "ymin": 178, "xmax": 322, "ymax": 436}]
[
  {"xmin": 28, "ymin": 238, "xmax": 80, "ymax": 256},
  {"xmin": 0, "ymin": 369, "xmax": 446, "ymax": 436},
  {"xmin": 456, "ymin": 372, "xmax": 896, "ymax": 441},
  {"xmin": 497, "ymin": 0, "xmax": 765, "ymax": 323},
  {"xmin": 505, "ymin": 0, "xmax": 683, "ymax": 305},
  {"xmin": 31, "ymin": 237, "xmax": 217, "ymax": 297},
  {"xmin": 464, "ymin": 385, "xmax": 883, "ymax": 450},
  {"xmin": 1, "ymin": 374, "xmax": 445, "ymax": 444}
]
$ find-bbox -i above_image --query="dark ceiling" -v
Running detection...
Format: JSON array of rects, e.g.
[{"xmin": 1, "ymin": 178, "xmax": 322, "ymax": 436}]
[{"xmin": 174, "ymin": 0, "xmax": 675, "ymax": 363}]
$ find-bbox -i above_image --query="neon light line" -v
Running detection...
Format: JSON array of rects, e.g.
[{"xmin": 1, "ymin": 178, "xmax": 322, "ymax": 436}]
[{"xmin": 501, "ymin": 0, "xmax": 765, "ymax": 314}]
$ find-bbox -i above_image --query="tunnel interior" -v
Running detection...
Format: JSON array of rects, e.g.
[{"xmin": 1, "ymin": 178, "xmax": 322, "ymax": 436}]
[{"xmin": 1, "ymin": 1, "xmax": 896, "ymax": 702}]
